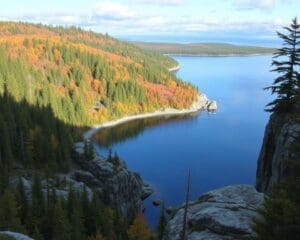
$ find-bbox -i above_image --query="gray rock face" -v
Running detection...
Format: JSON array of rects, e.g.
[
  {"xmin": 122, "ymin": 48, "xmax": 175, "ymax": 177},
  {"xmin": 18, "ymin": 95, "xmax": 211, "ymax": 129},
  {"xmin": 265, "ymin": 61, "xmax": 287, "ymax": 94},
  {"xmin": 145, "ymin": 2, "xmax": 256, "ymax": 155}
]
[
  {"xmin": 73, "ymin": 142, "xmax": 153, "ymax": 217},
  {"xmin": 164, "ymin": 185, "xmax": 264, "ymax": 240},
  {"xmin": 10, "ymin": 175, "xmax": 94, "ymax": 202},
  {"xmin": 9, "ymin": 142, "xmax": 152, "ymax": 220},
  {"xmin": 207, "ymin": 100, "xmax": 218, "ymax": 112},
  {"xmin": 256, "ymin": 111, "xmax": 300, "ymax": 193}
]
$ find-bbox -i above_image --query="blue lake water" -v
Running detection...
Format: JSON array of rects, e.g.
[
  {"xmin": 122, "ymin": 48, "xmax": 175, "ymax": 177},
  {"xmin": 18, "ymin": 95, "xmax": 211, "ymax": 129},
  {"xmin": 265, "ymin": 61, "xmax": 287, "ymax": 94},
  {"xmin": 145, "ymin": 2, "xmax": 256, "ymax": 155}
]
[{"xmin": 93, "ymin": 55, "xmax": 275, "ymax": 227}]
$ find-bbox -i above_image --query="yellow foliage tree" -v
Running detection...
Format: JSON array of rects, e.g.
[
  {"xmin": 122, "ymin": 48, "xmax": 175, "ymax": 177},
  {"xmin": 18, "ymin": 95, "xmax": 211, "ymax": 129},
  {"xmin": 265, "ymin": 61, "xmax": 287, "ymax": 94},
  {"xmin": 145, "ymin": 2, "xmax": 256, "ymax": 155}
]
[{"xmin": 127, "ymin": 213, "xmax": 153, "ymax": 240}]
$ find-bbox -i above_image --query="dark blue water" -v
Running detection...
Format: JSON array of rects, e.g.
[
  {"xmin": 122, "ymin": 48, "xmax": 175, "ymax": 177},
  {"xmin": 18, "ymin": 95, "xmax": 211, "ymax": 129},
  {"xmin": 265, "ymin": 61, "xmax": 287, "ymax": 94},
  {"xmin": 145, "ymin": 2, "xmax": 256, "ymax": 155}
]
[{"xmin": 94, "ymin": 55, "xmax": 275, "ymax": 227}]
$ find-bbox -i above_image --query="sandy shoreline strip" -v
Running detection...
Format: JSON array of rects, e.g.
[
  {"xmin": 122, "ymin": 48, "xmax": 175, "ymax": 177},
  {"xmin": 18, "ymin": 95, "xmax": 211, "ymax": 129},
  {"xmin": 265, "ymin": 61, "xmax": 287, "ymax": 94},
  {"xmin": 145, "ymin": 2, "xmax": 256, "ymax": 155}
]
[
  {"xmin": 168, "ymin": 65, "xmax": 180, "ymax": 72},
  {"xmin": 83, "ymin": 94, "xmax": 210, "ymax": 140}
]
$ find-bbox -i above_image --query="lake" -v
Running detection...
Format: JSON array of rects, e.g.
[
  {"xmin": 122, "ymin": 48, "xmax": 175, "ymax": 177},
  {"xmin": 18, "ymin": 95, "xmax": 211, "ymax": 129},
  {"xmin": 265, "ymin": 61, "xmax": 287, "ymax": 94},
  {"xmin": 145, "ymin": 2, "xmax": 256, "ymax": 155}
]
[{"xmin": 93, "ymin": 55, "xmax": 275, "ymax": 227}]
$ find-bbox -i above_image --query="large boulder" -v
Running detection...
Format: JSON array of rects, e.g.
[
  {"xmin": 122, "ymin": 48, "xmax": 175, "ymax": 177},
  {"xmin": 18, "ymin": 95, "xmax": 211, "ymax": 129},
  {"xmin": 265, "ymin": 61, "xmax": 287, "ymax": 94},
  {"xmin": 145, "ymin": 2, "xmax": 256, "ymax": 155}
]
[{"xmin": 164, "ymin": 185, "xmax": 264, "ymax": 240}]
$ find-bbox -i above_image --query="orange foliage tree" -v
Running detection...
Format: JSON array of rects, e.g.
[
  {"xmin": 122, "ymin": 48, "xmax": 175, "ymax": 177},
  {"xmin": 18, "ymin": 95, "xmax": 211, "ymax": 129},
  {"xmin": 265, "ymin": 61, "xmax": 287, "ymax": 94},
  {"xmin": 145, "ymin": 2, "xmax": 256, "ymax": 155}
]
[{"xmin": 127, "ymin": 213, "xmax": 153, "ymax": 240}]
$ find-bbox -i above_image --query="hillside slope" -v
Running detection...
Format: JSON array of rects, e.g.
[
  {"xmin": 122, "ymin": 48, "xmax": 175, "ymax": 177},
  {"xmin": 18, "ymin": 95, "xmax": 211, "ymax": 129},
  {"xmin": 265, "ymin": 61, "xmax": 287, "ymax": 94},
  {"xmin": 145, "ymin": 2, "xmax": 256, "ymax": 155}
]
[
  {"xmin": 0, "ymin": 22, "xmax": 198, "ymax": 126},
  {"xmin": 0, "ymin": 22, "xmax": 199, "ymax": 239},
  {"xmin": 0, "ymin": 22, "xmax": 198, "ymax": 172}
]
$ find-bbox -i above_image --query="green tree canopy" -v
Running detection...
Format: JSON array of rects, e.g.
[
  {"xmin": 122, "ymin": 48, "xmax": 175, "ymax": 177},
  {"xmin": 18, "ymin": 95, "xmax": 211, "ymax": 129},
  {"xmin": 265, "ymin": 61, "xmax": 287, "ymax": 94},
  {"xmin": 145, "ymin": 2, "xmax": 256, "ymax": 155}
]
[{"xmin": 265, "ymin": 17, "xmax": 300, "ymax": 112}]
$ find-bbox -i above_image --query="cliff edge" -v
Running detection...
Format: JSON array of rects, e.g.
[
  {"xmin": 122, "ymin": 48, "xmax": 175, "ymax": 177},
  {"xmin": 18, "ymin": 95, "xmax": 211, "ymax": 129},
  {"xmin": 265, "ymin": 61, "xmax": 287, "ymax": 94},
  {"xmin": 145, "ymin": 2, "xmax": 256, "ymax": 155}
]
[{"xmin": 256, "ymin": 105, "xmax": 300, "ymax": 194}]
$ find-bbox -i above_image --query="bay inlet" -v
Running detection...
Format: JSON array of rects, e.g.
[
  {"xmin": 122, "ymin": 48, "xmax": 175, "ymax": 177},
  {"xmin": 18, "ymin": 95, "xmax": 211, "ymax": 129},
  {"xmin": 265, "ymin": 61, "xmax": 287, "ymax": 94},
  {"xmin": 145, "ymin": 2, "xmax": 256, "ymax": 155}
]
[{"xmin": 93, "ymin": 55, "xmax": 274, "ymax": 226}]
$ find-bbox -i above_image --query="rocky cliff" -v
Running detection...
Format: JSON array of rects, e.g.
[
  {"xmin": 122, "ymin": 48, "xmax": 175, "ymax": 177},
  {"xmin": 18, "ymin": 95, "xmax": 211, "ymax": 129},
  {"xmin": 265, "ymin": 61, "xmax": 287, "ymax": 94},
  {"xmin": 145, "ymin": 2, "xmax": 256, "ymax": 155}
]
[
  {"xmin": 163, "ymin": 185, "xmax": 264, "ymax": 240},
  {"xmin": 256, "ymin": 107, "xmax": 300, "ymax": 194},
  {"xmin": 10, "ymin": 142, "xmax": 153, "ymax": 220},
  {"xmin": 72, "ymin": 142, "xmax": 153, "ymax": 217}
]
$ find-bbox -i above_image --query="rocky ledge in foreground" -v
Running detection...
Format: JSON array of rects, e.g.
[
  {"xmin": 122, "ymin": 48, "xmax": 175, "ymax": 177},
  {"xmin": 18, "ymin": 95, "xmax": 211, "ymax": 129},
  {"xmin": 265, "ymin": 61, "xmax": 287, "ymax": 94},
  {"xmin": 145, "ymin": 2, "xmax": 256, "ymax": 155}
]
[{"xmin": 164, "ymin": 185, "xmax": 264, "ymax": 240}]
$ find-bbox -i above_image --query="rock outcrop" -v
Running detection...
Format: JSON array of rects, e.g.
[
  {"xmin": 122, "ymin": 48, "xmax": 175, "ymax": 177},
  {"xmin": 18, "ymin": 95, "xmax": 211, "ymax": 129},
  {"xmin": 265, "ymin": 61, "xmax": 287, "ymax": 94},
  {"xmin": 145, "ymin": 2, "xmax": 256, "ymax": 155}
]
[
  {"xmin": 164, "ymin": 185, "xmax": 264, "ymax": 240},
  {"xmin": 256, "ymin": 109, "xmax": 300, "ymax": 193},
  {"xmin": 73, "ymin": 142, "xmax": 153, "ymax": 217},
  {"xmin": 9, "ymin": 142, "xmax": 153, "ymax": 220},
  {"xmin": 207, "ymin": 100, "xmax": 218, "ymax": 112},
  {"xmin": 0, "ymin": 231, "xmax": 34, "ymax": 240}
]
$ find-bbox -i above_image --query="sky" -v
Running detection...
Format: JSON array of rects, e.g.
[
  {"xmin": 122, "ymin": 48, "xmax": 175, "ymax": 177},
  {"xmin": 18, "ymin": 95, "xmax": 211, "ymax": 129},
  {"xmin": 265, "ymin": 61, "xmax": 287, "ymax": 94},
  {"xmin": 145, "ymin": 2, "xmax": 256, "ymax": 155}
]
[{"xmin": 1, "ymin": 0, "xmax": 299, "ymax": 45}]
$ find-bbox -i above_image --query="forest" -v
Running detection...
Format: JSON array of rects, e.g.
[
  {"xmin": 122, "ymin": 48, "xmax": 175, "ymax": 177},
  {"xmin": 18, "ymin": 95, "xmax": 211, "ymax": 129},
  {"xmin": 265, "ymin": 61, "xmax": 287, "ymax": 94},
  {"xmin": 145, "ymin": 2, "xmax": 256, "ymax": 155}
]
[
  {"xmin": 0, "ymin": 22, "xmax": 189, "ymax": 239},
  {"xmin": 0, "ymin": 22, "xmax": 198, "ymax": 171}
]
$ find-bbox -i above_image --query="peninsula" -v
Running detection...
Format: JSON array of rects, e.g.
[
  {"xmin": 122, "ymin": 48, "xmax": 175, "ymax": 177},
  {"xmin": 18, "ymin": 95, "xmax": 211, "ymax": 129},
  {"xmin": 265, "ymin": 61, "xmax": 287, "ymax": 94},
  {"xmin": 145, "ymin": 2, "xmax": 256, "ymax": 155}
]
[{"xmin": 84, "ymin": 94, "xmax": 217, "ymax": 140}]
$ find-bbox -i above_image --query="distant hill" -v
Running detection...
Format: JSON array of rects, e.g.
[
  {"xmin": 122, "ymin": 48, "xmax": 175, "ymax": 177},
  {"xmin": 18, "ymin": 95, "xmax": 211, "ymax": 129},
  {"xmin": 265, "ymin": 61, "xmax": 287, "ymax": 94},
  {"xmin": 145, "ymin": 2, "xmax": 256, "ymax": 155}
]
[{"xmin": 133, "ymin": 42, "xmax": 275, "ymax": 56}]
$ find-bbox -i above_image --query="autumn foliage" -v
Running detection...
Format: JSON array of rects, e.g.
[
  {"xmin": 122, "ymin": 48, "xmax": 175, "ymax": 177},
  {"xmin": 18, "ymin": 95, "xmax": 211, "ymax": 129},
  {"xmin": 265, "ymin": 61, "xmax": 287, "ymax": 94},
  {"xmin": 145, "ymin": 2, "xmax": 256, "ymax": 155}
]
[
  {"xmin": 0, "ymin": 22, "xmax": 198, "ymax": 126},
  {"xmin": 127, "ymin": 213, "xmax": 153, "ymax": 240}
]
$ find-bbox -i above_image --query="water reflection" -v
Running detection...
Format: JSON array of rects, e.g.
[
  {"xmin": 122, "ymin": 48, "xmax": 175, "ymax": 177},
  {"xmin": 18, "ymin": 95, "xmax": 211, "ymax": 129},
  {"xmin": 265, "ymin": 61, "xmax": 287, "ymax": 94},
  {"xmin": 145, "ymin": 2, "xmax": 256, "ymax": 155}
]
[{"xmin": 93, "ymin": 112, "xmax": 199, "ymax": 148}]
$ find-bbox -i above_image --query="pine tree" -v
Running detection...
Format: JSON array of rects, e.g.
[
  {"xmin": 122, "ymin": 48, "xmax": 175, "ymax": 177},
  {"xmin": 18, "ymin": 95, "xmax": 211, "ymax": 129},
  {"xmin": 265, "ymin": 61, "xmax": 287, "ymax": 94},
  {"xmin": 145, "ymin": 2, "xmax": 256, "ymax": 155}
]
[
  {"xmin": 52, "ymin": 200, "xmax": 72, "ymax": 240},
  {"xmin": 81, "ymin": 187, "xmax": 92, "ymax": 236},
  {"xmin": 67, "ymin": 187, "xmax": 84, "ymax": 240},
  {"xmin": 28, "ymin": 174, "xmax": 45, "ymax": 236},
  {"xmin": 88, "ymin": 142, "xmax": 95, "ymax": 161},
  {"xmin": 157, "ymin": 204, "xmax": 167, "ymax": 240},
  {"xmin": 0, "ymin": 188, "xmax": 23, "ymax": 232},
  {"xmin": 265, "ymin": 18, "xmax": 300, "ymax": 112},
  {"xmin": 31, "ymin": 174, "xmax": 45, "ymax": 217},
  {"xmin": 15, "ymin": 178, "xmax": 28, "ymax": 225}
]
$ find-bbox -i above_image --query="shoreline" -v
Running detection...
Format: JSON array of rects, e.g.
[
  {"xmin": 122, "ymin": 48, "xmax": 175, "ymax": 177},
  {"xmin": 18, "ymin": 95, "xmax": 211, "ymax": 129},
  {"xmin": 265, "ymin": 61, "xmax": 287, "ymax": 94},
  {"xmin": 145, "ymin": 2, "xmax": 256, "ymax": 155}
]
[
  {"xmin": 83, "ymin": 94, "xmax": 211, "ymax": 140},
  {"xmin": 168, "ymin": 65, "xmax": 180, "ymax": 72},
  {"xmin": 84, "ymin": 63, "xmax": 215, "ymax": 140}
]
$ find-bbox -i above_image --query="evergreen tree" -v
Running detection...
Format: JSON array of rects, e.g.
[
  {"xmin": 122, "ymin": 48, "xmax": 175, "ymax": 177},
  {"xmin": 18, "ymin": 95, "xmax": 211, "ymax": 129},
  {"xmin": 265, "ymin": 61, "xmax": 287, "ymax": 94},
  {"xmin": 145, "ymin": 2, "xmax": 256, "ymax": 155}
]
[
  {"xmin": 15, "ymin": 178, "xmax": 28, "ymax": 225},
  {"xmin": 265, "ymin": 18, "xmax": 300, "ymax": 112},
  {"xmin": 84, "ymin": 140, "xmax": 95, "ymax": 161},
  {"xmin": 157, "ymin": 204, "xmax": 167, "ymax": 240},
  {"xmin": 81, "ymin": 187, "xmax": 92, "ymax": 236},
  {"xmin": 28, "ymin": 174, "xmax": 45, "ymax": 236},
  {"xmin": 52, "ymin": 200, "xmax": 72, "ymax": 240},
  {"xmin": 31, "ymin": 174, "xmax": 45, "ymax": 217},
  {"xmin": 0, "ymin": 188, "xmax": 23, "ymax": 232},
  {"xmin": 252, "ymin": 142, "xmax": 300, "ymax": 239},
  {"xmin": 112, "ymin": 152, "xmax": 121, "ymax": 169},
  {"xmin": 70, "ymin": 200, "xmax": 84, "ymax": 240},
  {"xmin": 67, "ymin": 187, "xmax": 84, "ymax": 240},
  {"xmin": 89, "ymin": 193, "xmax": 105, "ymax": 235},
  {"xmin": 88, "ymin": 142, "xmax": 95, "ymax": 161}
]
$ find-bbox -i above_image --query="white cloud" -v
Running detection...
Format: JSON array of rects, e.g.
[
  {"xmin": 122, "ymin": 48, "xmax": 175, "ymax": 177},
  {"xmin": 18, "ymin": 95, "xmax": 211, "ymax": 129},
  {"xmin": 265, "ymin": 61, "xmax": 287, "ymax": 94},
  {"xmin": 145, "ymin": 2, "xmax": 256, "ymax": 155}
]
[
  {"xmin": 93, "ymin": 1, "xmax": 137, "ymax": 20},
  {"xmin": 0, "ymin": 0, "xmax": 289, "ymax": 39},
  {"xmin": 232, "ymin": 0, "xmax": 275, "ymax": 10},
  {"xmin": 128, "ymin": 0, "xmax": 184, "ymax": 5}
]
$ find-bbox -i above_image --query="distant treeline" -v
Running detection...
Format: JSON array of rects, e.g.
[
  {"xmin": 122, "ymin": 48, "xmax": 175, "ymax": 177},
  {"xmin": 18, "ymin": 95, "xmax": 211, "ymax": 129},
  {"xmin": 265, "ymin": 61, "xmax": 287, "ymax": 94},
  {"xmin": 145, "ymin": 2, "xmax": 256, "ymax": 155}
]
[{"xmin": 134, "ymin": 42, "xmax": 275, "ymax": 56}]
